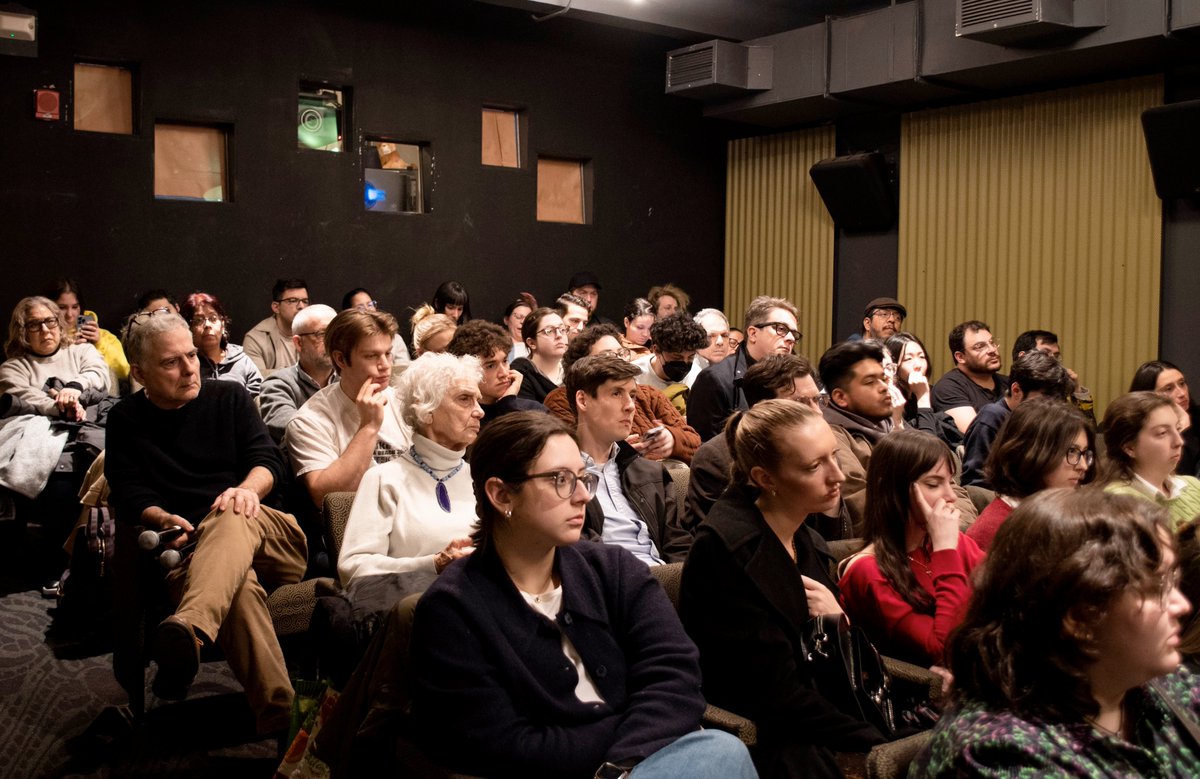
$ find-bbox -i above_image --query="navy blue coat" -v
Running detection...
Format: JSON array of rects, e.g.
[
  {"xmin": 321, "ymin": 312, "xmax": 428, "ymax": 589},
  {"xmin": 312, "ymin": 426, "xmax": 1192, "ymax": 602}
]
[{"xmin": 410, "ymin": 541, "xmax": 704, "ymax": 778}]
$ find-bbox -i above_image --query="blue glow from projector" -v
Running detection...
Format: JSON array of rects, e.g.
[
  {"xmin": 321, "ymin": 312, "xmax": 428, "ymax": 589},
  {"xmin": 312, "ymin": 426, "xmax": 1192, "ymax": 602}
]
[{"xmin": 364, "ymin": 183, "xmax": 386, "ymax": 208}]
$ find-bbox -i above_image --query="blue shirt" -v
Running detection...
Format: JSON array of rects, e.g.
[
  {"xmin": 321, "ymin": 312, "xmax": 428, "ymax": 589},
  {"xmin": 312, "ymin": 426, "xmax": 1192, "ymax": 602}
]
[{"xmin": 583, "ymin": 444, "xmax": 665, "ymax": 566}]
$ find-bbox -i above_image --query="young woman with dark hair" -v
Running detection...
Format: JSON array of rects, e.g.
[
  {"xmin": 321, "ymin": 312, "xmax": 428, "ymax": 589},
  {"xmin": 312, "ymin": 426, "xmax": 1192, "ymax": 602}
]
[
  {"xmin": 1131, "ymin": 360, "xmax": 1200, "ymax": 477},
  {"xmin": 431, "ymin": 280, "xmax": 471, "ymax": 323},
  {"xmin": 884, "ymin": 332, "xmax": 961, "ymax": 445},
  {"xmin": 838, "ymin": 429, "xmax": 985, "ymax": 666},
  {"xmin": 409, "ymin": 411, "xmax": 755, "ymax": 778},
  {"xmin": 912, "ymin": 489, "xmax": 1196, "ymax": 777},
  {"xmin": 621, "ymin": 298, "xmax": 654, "ymax": 359},
  {"xmin": 966, "ymin": 398, "xmax": 1095, "ymax": 550},
  {"xmin": 510, "ymin": 307, "xmax": 568, "ymax": 404},
  {"xmin": 179, "ymin": 291, "xmax": 262, "ymax": 396}
]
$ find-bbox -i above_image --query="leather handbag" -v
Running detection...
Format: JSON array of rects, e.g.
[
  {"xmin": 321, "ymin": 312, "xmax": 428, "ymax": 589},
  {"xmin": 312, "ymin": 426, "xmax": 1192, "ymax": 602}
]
[{"xmin": 804, "ymin": 613, "xmax": 897, "ymax": 737}]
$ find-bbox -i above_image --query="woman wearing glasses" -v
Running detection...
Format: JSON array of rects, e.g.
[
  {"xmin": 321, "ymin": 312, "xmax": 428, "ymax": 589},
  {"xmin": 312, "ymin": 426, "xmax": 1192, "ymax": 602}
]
[
  {"xmin": 912, "ymin": 490, "xmax": 1196, "ymax": 777},
  {"xmin": 179, "ymin": 291, "xmax": 263, "ymax": 397},
  {"xmin": 511, "ymin": 307, "xmax": 568, "ymax": 404},
  {"xmin": 966, "ymin": 398, "xmax": 1095, "ymax": 551},
  {"xmin": 1101, "ymin": 392, "xmax": 1200, "ymax": 530},
  {"xmin": 410, "ymin": 411, "xmax": 755, "ymax": 778},
  {"xmin": 838, "ymin": 429, "xmax": 985, "ymax": 667}
]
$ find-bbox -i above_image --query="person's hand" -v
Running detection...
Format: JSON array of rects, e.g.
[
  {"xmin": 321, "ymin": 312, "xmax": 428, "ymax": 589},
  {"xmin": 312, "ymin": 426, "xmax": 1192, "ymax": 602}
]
[
  {"xmin": 1177, "ymin": 404, "xmax": 1193, "ymax": 433},
  {"xmin": 153, "ymin": 512, "xmax": 194, "ymax": 549},
  {"xmin": 355, "ymin": 379, "xmax": 388, "ymax": 430},
  {"xmin": 54, "ymin": 387, "xmax": 82, "ymax": 414},
  {"xmin": 801, "ymin": 575, "xmax": 844, "ymax": 618},
  {"xmin": 502, "ymin": 372, "xmax": 523, "ymax": 398},
  {"xmin": 911, "ymin": 483, "xmax": 961, "ymax": 552},
  {"xmin": 929, "ymin": 665, "xmax": 955, "ymax": 702},
  {"xmin": 434, "ymin": 537, "xmax": 474, "ymax": 573},
  {"xmin": 211, "ymin": 486, "xmax": 261, "ymax": 518},
  {"xmin": 627, "ymin": 423, "xmax": 674, "ymax": 460},
  {"xmin": 77, "ymin": 320, "xmax": 100, "ymax": 345},
  {"xmin": 908, "ymin": 365, "xmax": 931, "ymax": 407}
]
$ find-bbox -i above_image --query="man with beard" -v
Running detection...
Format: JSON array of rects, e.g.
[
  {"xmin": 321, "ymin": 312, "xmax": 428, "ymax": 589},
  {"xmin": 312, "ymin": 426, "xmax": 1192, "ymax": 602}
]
[
  {"xmin": 258, "ymin": 304, "xmax": 338, "ymax": 443},
  {"xmin": 932, "ymin": 320, "xmax": 1010, "ymax": 435},
  {"xmin": 860, "ymin": 297, "xmax": 906, "ymax": 341}
]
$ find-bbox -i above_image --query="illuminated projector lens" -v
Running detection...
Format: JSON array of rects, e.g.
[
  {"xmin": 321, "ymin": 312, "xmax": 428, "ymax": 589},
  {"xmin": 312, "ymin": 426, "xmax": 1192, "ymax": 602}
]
[{"xmin": 299, "ymin": 107, "xmax": 324, "ymax": 132}]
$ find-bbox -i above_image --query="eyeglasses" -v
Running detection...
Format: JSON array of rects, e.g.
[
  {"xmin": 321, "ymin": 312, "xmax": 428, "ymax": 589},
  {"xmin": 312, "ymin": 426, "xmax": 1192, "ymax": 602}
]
[
  {"xmin": 277, "ymin": 297, "xmax": 309, "ymax": 306},
  {"xmin": 537, "ymin": 326, "xmax": 569, "ymax": 338},
  {"xmin": 190, "ymin": 315, "xmax": 223, "ymax": 328},
  {"xmin": 796, "ymin": 394, "xmax": 824, "ymax": 410},
  {"xmin": 968, "ymin": 339, "xmax": 1000, "ymax": 354},
  {"xmin": 511, "ymin": 469, "xmax": 600, "ymax": 500},
  {"xmin": 599, "ymin": 347, "xmax": 632, "ymax": 361},
  {"xmin": 752, "ymin": 322, "xmax": 802, "ymax": 342},
  {"xmin": 24, "ymin": 317, "xmax": 60, "ymax": 333},
  {"xmin": 296, "ymin": 330, "xmax": 327, "ymax": 340},
  {"xmin": 1065, "ymin": 446, "xmax": 1094, "ymax": 467},
  {"xmin": 871, "ymin": 309, "xmax": 904, "ymax": 322},
  {"xmin": 355, "ymin": 300, "xmax": 379, "ymax": 311},
  {"xmin": 1154, "ymin": 567, "xmax": 1183, "ymax": 606},
  {"xmin": 128, "ymin": 308, "xmax": 175, "ymax": 331}
]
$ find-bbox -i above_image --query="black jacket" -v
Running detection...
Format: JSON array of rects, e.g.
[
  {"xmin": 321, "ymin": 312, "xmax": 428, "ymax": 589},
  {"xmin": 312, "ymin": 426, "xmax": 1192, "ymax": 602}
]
[
  {"xmin": 687, "ymin": 349, "xmax": 754, "ymax": 442},
  {"xmin": 583, "ymin": 441, "xmax": 692, "ymax": 562}
]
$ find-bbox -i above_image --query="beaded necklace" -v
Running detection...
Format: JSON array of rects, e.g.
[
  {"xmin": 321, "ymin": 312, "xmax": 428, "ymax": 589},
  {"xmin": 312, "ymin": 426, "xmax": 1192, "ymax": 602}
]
[{"xmin": 408, "ymin": 445, "xmax": 463, "ymax": 513}]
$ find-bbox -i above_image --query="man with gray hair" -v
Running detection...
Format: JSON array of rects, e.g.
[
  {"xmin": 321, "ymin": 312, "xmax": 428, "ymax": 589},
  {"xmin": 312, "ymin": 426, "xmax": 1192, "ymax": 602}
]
[
  {"xmin": 259, "ymin": 303, "xmax": 338, "ymax": 443},
  {"xmin": 693, "ymin": 308, "xmax": 731, "ymax": 369},
  {"xmin": 106, "ymin": 311, "xmax": 307, "ymax": 736}
]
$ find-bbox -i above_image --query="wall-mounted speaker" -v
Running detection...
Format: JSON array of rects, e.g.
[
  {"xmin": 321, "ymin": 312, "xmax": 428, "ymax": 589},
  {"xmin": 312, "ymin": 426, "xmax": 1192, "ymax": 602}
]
[
  {"xmin": 1142, "ymin": 99, "xmax": 1200, "ymax": 199},
  {"xmin": 809, "ymin": 152, "xmax": 895, "ymax": 232},
  {"xmin": 34, "ymin": 88, "xmax": 59, "ymax": 121}
]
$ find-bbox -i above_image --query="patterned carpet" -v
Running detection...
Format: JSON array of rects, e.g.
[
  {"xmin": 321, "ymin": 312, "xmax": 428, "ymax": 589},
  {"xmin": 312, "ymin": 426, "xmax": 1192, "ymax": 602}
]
[{"xmin": 0, "ymin": 587, "xmax": 280, "ymax": 779}]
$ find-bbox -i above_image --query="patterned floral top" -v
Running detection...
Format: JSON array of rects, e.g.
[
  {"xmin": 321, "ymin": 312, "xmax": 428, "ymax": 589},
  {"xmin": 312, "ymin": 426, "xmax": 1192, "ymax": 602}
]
[{"xmin": 910, "ymin": 667, "xmax": 1200, "ymax": 778}]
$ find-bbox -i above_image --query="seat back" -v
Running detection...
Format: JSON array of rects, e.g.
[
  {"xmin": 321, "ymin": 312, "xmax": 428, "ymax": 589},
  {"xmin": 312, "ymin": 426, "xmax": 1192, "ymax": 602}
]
[
  {"xmin": 650, "ymin": 562, "xmax": 684, "ymax": 611},
  {"xmin": 323, "ymin": 491, "xmax": 355, "ymax": 564},
  {"xmin": 665, "ymin": 465, "xmax": 690, "ymax": 512}
]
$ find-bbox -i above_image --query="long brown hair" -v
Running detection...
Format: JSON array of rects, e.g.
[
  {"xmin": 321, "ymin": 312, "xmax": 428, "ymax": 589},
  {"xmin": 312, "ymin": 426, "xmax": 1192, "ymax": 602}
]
[
  {"xmin": 986, "ymin": 398, "xmax": 1095, "ymax": 498},
  {"xmin": 862, "ymin": 429, "xmax": 956, "ymax": 611},
  {"xmin": 1099, "ymin": 391, "xmax": 1177, "ymax": 483}
]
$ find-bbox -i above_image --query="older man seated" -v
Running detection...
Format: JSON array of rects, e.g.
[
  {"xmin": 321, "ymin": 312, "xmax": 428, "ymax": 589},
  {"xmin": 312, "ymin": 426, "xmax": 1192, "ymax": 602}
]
[
  {"xmin": 105, "ymin": 312, "xmax": 307, "ymax": 736},
  {"xmin": 259, "ymin": 304, "xmax": 338, "ymax": 443}
]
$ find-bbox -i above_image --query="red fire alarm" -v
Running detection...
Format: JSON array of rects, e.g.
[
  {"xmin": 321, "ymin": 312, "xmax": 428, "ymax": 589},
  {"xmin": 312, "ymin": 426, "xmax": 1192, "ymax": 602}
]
[{"xmin": 34, "ymin": 88, "xmax": 60, "ymax": 121}]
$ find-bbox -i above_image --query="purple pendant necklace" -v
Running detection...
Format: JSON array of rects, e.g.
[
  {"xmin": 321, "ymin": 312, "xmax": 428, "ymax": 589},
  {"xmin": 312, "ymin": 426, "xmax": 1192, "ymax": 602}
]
[{"xmin": 409, "ymin": 446, "xmax": 463, "ymax": 513}]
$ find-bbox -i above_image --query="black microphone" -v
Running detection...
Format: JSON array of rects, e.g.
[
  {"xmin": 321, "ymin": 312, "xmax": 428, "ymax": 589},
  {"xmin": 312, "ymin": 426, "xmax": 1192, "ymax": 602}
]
[
  {"xmin": 158, "ymin": 541, "xmax": 197, "ymax": 570},
  {"xmin": 138, "ymin": 525, "xmax": 187, "ymax": 551}
]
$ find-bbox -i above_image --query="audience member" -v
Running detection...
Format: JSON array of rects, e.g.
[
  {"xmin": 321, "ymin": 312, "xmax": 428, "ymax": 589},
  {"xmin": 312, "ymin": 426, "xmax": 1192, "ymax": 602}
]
[
  {"xmin": 46, "ymin": 277, "xmax": 128, "ymax": 394},
  {"xmin": 727, "ymin": 327, "xmax": 744, "ymax": 354},
  {"xmin": 543, "ymin": 324, "xmax": 699, "ymax": 464},
  {"xmin": 1013, "ymin": 328, "xmax": 1096, "ymax": 423},
  {"xmin": 180, "ymin": 291, "xmax": 263, "ymax": 397},
  {"xmin": 510, "ymin": 307, "xmax": 567, "ymax": 404},
  {"xmin": 555, "ymin": 292, "xmax": 590, "ymax": 342},
  {"xmin": 567, "ymin": 270, "xmax": 612, "ymax": 325},
  {"xmin": 860, "ymin": 297, "xmax": 906, "ymax": 341},
  {"xmin": 446, "ymin": 319, "xmax": 545, "ymax": 425},
  {"xmin": 501, "ymin": 296, "xmax": 533, "ymax": 363},
  {"xmin": 258, "ymin": 304, "xmax": 338, "ymax": 443},
  {"xmin": 647, "ymin": 283, "xmax": 690, "ymax": 319},
  {"xmin": 620, "ymin": 297, "xmax": 654, "ymax": 358},
  {"xmin": 409, "ymin": 305, "xmax": 456, "ymax": 357},
  {"xmin": 568, "ymin": 354, "xmax": 691, "ymax": 563},
  {"xmin": 244, "ymin": 278, "xmax": 307, "ymax": 377},
  {"xmin": 911, "ymin": 490, "xmax": 1193, "ymax": 777},
  {"xmin": 410, "ymin": 412, "xmax": 755, "ymax": 779},
  {"xmin": 693, "ymin": 308, "xmax": 731, "ymax": 368},
  {"xmin": 134, "ymin": 288, "xmax": 179, "ymax": 315},
  {"xmin": 967, "ymin": 398, "xmax": 1094, "ymax": 551},
  {"xmin": 430, "ymin": 280, "xmax": 470, "ymax": 322},
  {"xmin": 684, "ymin": 354, "xmax": 822, "ymax": 532},
  {"xmin": 632, "ymin": 314, "xmax": 708, "ymax": 405},
  {"xmin": 105, "ymin": 312, "xmax": 306, "ymax": 737},
  {"xmin": 342, "ymin": 287, "xmax": 412, "ymax": 371},
  {"xmin": 1131, "ymin": 360, "xmax": 1200, "ymax": 477},
  {"xmin": 932, "ymin": 320, "xmax": 1009, "ymax": 434},
  {"xmin": 337, "ymin": 352, "xmax": 481, "ymax": 616},
  {"xmin": 681, "ymin": 400, "xmax": 887, "ymax": 778},
  {"xmin": 838, "ymin": 429, "xmax": 984, "ymax": 666},
  {"xmin": 884, "ymin": 332, "xmax": 959, "ymax": 445},
  {"xmin": 1101, "ymin": 391, "xmax": 1200, "ymax": 529},
  {"xmin": 286, "ymin": 308, "xmax": 411, "ymax": 507},
  {"xmin": 689, "ymin": 295, "xmax": 800, "ymax": 441},
  {"xmin": 960, "ymin": 350, "xmax": 1073, "ymax": 486}
]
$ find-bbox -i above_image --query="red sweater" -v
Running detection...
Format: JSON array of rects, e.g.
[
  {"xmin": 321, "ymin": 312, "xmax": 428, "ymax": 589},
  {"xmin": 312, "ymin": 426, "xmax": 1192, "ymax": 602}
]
[
  {"xmin": 838, "ymin": 535, "xmax": 985, "ymax": 666},
  {"xmin": 965, "ymin": 498, "xmax": 1014, "ymax": 552}
]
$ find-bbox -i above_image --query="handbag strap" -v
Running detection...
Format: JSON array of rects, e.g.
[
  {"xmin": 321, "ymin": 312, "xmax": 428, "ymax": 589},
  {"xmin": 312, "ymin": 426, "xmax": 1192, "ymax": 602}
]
[{"xmin": 1150, "ymin": 678, "xmax": 1200, "ymax": 749}]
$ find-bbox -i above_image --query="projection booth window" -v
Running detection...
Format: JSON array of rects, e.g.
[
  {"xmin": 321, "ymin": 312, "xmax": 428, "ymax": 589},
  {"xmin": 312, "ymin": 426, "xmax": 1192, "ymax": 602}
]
[
  {"xmin": 537, "ymin": 156, "xmax": 591, "ymax": 224},
  {"xmin": 74, "ymin": 62, "xmax": 134, "ymax": 134},
  {"xmin": 154, "ymin": 123, "xmax": 229, "ymax": 202},
  {"xmin": 298, "ymin": 83, "xmax": 346, "ymax": 152},
  {"xmin": 363, "ymin": 139, "xmax": 428, "ymax": 214},
  {"xmin": 482, "ymin": 107, "xmax": 521, "ymax": 168}
]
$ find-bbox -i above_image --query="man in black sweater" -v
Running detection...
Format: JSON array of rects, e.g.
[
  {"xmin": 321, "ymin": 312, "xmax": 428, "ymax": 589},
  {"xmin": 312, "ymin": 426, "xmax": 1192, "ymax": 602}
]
[{"xmin": 106, "ymin": 312, "xmax": 307, "ymax": 736}]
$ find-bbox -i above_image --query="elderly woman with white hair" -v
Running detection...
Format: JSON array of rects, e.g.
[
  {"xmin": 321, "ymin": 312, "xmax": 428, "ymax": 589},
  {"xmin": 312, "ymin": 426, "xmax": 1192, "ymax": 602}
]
[{"xmin": 337, "ymin": 351, "xmax": 484, "ymax": 616}]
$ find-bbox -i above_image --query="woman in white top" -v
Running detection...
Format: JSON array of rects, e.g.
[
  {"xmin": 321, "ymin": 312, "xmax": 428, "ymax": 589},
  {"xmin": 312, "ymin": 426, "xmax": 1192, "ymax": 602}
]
[{"xmin": 338, "ymin": 351, "xmax": 483, "ymax": 615}]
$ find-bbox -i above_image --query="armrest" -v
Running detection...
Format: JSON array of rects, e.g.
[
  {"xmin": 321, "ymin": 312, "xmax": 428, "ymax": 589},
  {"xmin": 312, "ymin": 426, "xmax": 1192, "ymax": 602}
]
[
  {"xmin": 882, "ymin": 655, "xmax": 941, "ymax": 700},
  {"xmin": 701, "ymin": 703, "xmax": 757, "ymax": 747}
]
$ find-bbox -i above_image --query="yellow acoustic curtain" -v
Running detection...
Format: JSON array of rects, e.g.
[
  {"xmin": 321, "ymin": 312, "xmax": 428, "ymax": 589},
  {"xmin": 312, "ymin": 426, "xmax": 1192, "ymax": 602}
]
[
  {"xmin": 899, "ymin": 75, "xmax": 1162, "ymax": 415},
  {"xmin": 725, "ymin": 127, "xmax": 836, "ymax": 356}
]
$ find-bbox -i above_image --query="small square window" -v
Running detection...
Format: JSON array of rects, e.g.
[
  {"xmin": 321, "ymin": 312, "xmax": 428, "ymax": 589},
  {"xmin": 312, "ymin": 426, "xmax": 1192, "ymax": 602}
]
[
  {"xmin": 537, "ymin": 156, "xmax": 589, "ymax": 224},
  {"xmin": 482, "ymin": 108, "xmax": 520, "ymax": 168},
  {"xmin": 298, "ymin": 84, "xmax": 346, "ymax": 152},
  {"xmin": 74, "ymin": 62, "xmax": 134, "ymax": 134},
  {"xmin": 154, "ymin": 123, "xmax": 228, "ymax": 202},
  {"xmin": 364, "ymin": 139, "xmax": 426, "ymax": 214}
]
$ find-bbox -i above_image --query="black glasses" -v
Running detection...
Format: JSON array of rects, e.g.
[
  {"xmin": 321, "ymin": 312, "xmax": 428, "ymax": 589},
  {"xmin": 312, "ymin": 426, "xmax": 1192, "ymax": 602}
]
[
  {"xmin": 354, "ymin": 300, "xmax": 379, "ymax": 311},
  {"xmin": 752, "ymin": 321, "xmax": 802, "ymax": 342},
  {"xmin": 276, "ymin": 297, "xmax": 309, "ymax": 306},
  {"xmin": 511, "ymin": 469, "xmax": 599, "ymax": 500},
  {"xmin": 128, "ymin": 308, "xmax": 175, "ymax": 332},
  {"xmin": 1065, "ymin": 446, "xmax": 1094, "ymax": 467},
  {"xmin": 24, "ymin": 317, "xmax": 61, "ymax": 333},
  {"xmin": 295, "ymin": 329, "xmax": 327, "ymax": 340}
]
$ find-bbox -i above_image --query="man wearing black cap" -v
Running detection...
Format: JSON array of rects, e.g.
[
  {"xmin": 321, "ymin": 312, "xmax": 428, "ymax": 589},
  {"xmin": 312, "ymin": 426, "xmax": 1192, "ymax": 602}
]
[
  {"xmin": 861, "ymin": 297, "xmax": 907, "ymax": 341},
  {"xmin": 567, "ymin": 271, "xmax": 614, "ymax": 326}
]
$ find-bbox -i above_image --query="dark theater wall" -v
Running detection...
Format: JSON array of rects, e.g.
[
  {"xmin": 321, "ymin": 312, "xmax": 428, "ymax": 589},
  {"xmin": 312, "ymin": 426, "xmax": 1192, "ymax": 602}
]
[{"xmin": 0, "ymin": 0, "xmax": 727, "ymax": 340}]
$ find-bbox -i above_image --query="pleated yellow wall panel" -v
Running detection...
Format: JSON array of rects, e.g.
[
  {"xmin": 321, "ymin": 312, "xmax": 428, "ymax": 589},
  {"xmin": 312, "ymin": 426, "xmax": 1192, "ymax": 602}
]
[
  {"xmin": 725, "ymin": 127, "xmax": 836, "ymax": 357},
  {"xmin": 899, "ymin": 76, "xmax": 1162, "ymax": 415}
]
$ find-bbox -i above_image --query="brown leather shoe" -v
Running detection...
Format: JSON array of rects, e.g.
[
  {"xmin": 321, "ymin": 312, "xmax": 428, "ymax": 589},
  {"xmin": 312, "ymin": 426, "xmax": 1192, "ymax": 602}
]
[{"xmin": 151, "ymin": 615, "xmax": 201, "ymax": 700}]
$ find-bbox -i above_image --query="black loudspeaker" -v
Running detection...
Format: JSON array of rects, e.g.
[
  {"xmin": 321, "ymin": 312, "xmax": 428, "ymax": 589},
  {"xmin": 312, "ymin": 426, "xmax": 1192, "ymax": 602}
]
[
  {"xmin": 1141, "ymin": 99, "xmax": 1200, "ymax": 199},
  {"xmin": 809, "ymin": 152, "xmax": 895, "ymax": 231}
]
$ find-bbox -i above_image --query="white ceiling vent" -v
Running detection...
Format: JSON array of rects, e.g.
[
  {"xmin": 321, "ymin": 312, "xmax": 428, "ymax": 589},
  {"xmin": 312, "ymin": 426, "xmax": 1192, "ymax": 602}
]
[
  {"xmin": 957, "ymin": 0, "xmax": 1105, "ymax": 45},
  {"xmin": 665, "ymin": 40, "xmax": 772, "ymax": 100}
]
